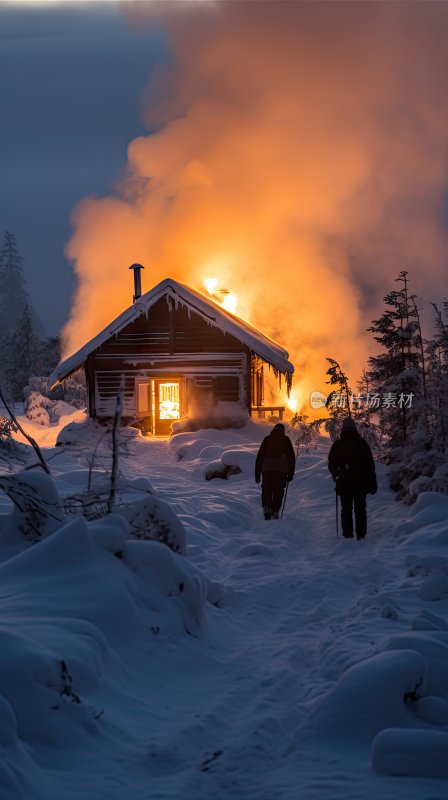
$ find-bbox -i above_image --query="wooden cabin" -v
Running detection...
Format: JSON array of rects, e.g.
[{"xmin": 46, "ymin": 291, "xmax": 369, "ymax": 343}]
[{"xmin": 49, "ymin": 275, "xmax": 294, "ymax": 435}]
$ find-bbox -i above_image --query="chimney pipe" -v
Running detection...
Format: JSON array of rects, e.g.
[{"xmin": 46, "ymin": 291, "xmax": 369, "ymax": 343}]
[{"xmin": 129, "ymin": 263, "xmax": 144, "ymax": 302}]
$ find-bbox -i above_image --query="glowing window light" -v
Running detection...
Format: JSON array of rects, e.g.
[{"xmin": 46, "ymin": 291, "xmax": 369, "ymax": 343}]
[{"xmin": 159, "ymin": 382, "xmax": 180, "ymax": 420}]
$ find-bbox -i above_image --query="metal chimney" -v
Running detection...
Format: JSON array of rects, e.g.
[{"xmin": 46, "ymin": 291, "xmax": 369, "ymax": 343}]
[{"xmin": 129, "ymin": 263, "xmax": 144, "ymax": 302}]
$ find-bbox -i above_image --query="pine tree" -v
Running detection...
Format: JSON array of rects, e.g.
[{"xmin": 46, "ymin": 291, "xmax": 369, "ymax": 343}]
[
  {"xmin": 324, "ymin": 358, "xmax": 353, "ymax": 438},
  {"xmin": 36, "ymin": 335, "xmax": 61, "ymax": 377},
  {"xmin": 351, "ymin": 369, "xmax": 383, "ymax": 452},
  {"xmin": 426, "ymin": 301, "xmax": 448, "ymax": 453},
  {"xmin": 4, "ymin": 305, "xmax": 39, "ymax": 401},
  {"xmin": 366, "ymin": 271, "xmax": 426, "ymax": 460},
  {"xmin": 0, "ymin": 231, "xmax": 28, "ymax": 337}
]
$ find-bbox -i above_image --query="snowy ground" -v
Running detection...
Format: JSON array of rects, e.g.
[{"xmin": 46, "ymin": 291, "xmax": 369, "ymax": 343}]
[{"xmin": 1, "ymin": 416, "xmax": 448, "ymax": 799}]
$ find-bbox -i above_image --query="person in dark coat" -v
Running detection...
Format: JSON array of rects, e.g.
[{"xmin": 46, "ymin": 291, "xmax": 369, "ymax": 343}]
[
  {"xmin": 328, "ymin": 417, "xmax": 377, "ymax": 539},
  {"xmin": 255, "ymin": 423, "xmax": 296, "ymax": 520}
]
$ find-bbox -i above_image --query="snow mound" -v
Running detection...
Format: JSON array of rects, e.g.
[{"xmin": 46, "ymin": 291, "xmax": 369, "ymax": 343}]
[
  {"xmin": 394, "ymin": 491, "xmax": 448, "ymax": 538},
  {"xmin": 237, "ymin": 543, "xmax": 278, "ymax": 558},
  {"xmin": 381, "ymin": 631, "xmax": 448, "ymax": 695},
  {"xmin": 414, "ymin": 695, "xmax": 448, "ymax": 724},
  {"xmin": 117, "ymin": 495, "xmax": 187, "ymax": 554},
  {"xmin": 56, "ymin": 417, "xmax": 140, "ymax": 451},
  {"xmin": 418, "ymin": 570, "xmax": 448, "ymax": 600},
  {"xmin": 372, "ymin": 728, "xmax": 448, "ymax": 777},
  {"xmin": 170, "ymin": 420, "xmax": 268, "ymax": 460},
  {"xmin": 204, "ymin": 448, "xmax": 257, "ymax": 480},
  {"xmin": 411, "ymin": 610, "xmax": 448, "ymax": 631},
  {"xmin": 221, "ymin": 448, "xmax": 256, "ymax": 472},
  {"xmin": 0, "ymin": 511, "xmax": 210, "ymax": 775},
  {"xmin": 89, "ymin": 513, "xmax": 129, "ymax": 553},
  {"xmin": 0, "ymin": 470, "xmax": 65, "ymax": 546},
  {"xmin": 124, "ymin": 540, "xmax": 206, "ymax": 635},
  {"xmin": 307, "ymin": 650, "xmax": 426, "ymax": 741}
]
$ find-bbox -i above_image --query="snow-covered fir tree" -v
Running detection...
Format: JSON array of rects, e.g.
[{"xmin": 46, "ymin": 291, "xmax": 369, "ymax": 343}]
[
  {"xmin": 0, "ymin": 231, "xmax": 60, "ymax": 403},
  {"xmin": 3, "ymin": 305, "xmax": 39, "ymax": 401},
  {"xmin": 366, "ymin": 271, "xmax": 427, "ymax": 463},
  {"xmin": 363, "ymin": 272, "xmax": 448, "ymax": 501},
  {"xmin": 324, "ymin": 358, "xmax": 353, "ymax": 439},
  {"xmin": 0, "ymin": 231, "xmax": 43, "ymax": 339},
  {"xmin": 0, "ymin": 231, "xmax": 29, "ymax": 337},
  {"xmin": 351, "ymin": 369, "xmax": 383, "ymax": 452},
  {"xmin": 426, "ymin": 301, "xmax": 448, "ymax": 455},
  {"xmin": 37, "ymin": 335, "xmax": 61, "ymax": 378}
]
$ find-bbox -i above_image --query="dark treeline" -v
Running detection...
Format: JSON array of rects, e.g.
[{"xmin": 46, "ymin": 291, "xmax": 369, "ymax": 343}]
[{"xmin": 0, "ymin": 230, "xmax": 61, "ymax": 402}]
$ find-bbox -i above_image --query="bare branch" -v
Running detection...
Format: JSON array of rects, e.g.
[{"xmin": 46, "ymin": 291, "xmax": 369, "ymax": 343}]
[{"xmin": 0, "ymin": 387, "xmax": 50, "ymax": 474}]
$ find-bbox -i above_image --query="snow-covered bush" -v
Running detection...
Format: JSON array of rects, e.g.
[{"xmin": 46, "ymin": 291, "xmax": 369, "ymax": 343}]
[
  {"xmin": 61, "ymin": 376, "xmax": 87, "ymax": 410},
  {"xmin": 63, "ymin": 484, "xmax": 186, "ymax": 554},
  {"xmin": 22, "ymin": 376, "xmax": 86, "ymax": 427},
  {"xmin": 24, "ymin": 391, "xmax": 54, "ymax": 425},
  {"xmin": 24, "ymin": 376, "xmax": 48, "ymax": 397},
  {"xmin": 389, "ymin": 449, "xmax": 447, "ymax": 503},
  {"xmin": 0, "ymin": 413, "xmax": 17, "ymax": 444},
  {"xmin": 0, "ymin": 470, "xmax": 65, "ymax": 542},
  {"xmin": 117, "ymin": 495, "xmax": 187, "ymax": 554},
  {"xmin": 407, "ymin": 459, "xmax": 448, "ymax": 501}
]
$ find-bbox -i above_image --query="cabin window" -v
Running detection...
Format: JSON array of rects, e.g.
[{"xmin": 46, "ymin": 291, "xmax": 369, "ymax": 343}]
[
  {"xmin": 215, "ymin": 375, "xmax": 240, "ymax": 402},
  {"xmin": 194, "ymin": 376, "xmax": 214, "ymax": 391},
  {"xmin": 137, "ymin": 381, "xmax": 150, "ymax": 414}
]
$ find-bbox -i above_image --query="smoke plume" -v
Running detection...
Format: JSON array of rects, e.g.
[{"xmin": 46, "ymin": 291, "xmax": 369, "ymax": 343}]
[{"xmin": 64, "ymin": 0, "xmax": 448, "ymax": 408}]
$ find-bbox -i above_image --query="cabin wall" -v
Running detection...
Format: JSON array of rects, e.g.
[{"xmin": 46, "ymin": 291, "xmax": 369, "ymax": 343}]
[{"xmin": 88, "ymin": 297, "xmax": 251, "ymax": 419}]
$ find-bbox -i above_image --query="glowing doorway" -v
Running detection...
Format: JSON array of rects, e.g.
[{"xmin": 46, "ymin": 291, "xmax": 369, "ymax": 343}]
[
  {"xmin": 158, "ymin": 382, "xmax": 181, "ymax": 421},
  {"xmin": 151, "ymin": 379, "xmax": 181, "ymax": 435}
]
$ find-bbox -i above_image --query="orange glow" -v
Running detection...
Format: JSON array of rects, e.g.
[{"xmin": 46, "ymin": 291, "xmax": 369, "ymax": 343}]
[
  {"xmin": 203, "ymin": 277, "xmax": 239, "ymax": 316},
  {"xmin": 204, "ymin": 277, "xmax": 218, "ymax": 296},
  {"xmin": 221, "ymin": 291, "xmax": 238, "ymax": 315},
  {"xmin": 62, "ymin": 1, "xmax": 448, "ymax": 420},
  {"xmin": 287, "ymin": 393, "xmax": 298, "ymax": 415}
]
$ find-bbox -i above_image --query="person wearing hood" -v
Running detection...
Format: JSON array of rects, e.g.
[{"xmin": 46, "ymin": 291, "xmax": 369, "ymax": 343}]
[
  {"xmin": 328, "ymin": 417, "xmax": 377, "ymax": 540},
  {"xmin": 255, "ymin": 423, "xmax": 296, "ymax": 520}
]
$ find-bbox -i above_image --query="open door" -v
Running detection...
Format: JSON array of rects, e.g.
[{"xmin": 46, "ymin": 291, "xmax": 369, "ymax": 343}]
[{"xmin": 153, "ymin": 379, "xmax": 181, "ymax": 435}]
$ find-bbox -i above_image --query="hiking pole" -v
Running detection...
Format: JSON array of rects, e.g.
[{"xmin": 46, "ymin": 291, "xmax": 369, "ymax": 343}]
[
  {"xmin": 336, "ymin": 489, "xmax": 339, "ymax": 539},
  {"xmin": 281, "ymin": 481, "xmax": 289, "ymax": 519}
]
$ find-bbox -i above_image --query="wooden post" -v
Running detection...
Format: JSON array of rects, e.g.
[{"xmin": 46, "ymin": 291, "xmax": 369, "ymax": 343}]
[{"xmin": 246, "ymin": 350, "xmax": 253, "ymax": 414}]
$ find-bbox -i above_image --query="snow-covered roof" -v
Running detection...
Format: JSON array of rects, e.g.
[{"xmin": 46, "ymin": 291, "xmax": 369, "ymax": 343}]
[{"xmin": 49, "ymin": 278, "xmax": 294, "ymax": 388}]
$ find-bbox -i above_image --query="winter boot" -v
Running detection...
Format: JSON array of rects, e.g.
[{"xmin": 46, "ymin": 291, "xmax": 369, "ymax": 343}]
[
  {"xmin": 272, "ymin": 511, "xmax": 279, "ymax": 519},
  {"xmin": 263, "ymin": 507, "xmax": 272, "ymax": 520}
]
